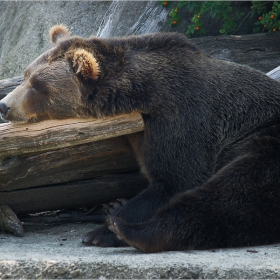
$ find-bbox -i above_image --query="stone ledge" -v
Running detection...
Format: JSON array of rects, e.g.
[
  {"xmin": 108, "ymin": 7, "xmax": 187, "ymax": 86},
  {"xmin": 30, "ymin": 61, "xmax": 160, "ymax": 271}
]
[{"xmin": 1, "ymin": 223, "xmax": 279, "ymax": 279}]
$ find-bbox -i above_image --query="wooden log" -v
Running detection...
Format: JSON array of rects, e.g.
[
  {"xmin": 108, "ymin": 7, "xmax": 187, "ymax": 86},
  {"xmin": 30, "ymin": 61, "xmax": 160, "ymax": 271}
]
[
  {"xmin": 0, "ymin": 114, "xmax": 145, "ymax": 213},
  {"xmin": 0, "ymin": 118, "xmax": 145, "ymax": 211},
  {"xmin": 1, "ymin": 173, "xmax": 148, "ymax": 215},
  {"xmin": 0, "ymin": 114, "xmax": 144, "ymax": 159},
  {"xmin": 0, "ymin": 136, "xmax": 139, "ymax": 191}
]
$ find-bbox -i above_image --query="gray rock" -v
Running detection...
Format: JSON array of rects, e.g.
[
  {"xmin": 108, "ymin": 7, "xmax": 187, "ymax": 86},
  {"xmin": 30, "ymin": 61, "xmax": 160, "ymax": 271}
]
[
  {"xmin": 0, "ymin": 1, "xmax": 168, "ymax": 79},
  {"xmin": 1, "ymin": 223, "xmax": 280, "ymax": 279},
  {"xmin": 0, "ymin": 1, "xmax": 264, "ymax": 79}
]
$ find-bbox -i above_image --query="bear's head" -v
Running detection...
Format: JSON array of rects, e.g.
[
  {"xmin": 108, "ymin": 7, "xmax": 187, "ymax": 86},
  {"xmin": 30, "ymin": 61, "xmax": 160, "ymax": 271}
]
[{"xmin": 0, "ymin": 25, "xmax": 100, "ymax": 123}]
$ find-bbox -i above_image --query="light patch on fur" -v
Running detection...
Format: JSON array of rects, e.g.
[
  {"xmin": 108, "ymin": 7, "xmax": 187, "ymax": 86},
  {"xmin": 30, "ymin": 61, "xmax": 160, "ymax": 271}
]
[
  {"xmin": 48, "ymin": 98, "xmax": 55, "ymax": 106},
  {"xmin": 49, "ymin": 24, "xmax": 70, "ymax": 45},
  {"xmin": 72, "ymin": 49, "xmax": 100, "ymax": 80},
  {"xmin": 25, "ymin": 112, "xmax": 38, "ymax": 123}
]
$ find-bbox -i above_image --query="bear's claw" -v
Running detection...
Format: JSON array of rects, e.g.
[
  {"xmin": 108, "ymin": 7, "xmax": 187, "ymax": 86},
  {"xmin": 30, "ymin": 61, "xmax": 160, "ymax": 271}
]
[
  {"xmin": 82, "ymin": 225, "xmax": 129, "ymax": 247},
  {"xmin": 107, "ymin": 215, "xmax": 125, "ymax": 240},
  {"xmin": 106, "ymin": 215, "xmax": 154, "ymax": 253},
  {"xmin": 82, "ymin": 199, "xmax": 130, "ymax": 247}
]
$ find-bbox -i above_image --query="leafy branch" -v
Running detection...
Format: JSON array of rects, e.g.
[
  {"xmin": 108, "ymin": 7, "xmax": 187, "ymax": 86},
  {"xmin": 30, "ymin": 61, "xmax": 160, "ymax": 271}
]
[{"xmin": 159, "ymin": 1, "xmax": 280, "ymax": 36}]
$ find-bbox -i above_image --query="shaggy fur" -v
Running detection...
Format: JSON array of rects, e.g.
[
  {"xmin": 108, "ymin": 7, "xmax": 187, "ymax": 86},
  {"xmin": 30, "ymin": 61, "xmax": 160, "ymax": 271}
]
[
  {"xmin": 49, "ymin": 24, "xmax": 70, "ymax": 45},
  {"xmin": 72, "ymin": 49, "xmax": 100, "ymax": 80},
  {"xmin": 1, "ymin": 25, "xmax": 280, "ymax": 252}
]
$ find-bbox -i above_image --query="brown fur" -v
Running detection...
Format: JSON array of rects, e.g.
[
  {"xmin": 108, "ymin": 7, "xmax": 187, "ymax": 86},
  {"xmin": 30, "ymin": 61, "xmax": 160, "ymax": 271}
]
[
  {"xmin": 49, "ymin": 24, "xmax": 70, "ymax": 45},
  {"xmin": 71, "ymin": 49, "xmax": 100, "ymax": 80},
  {"xmin": 1, "ymin": 25, "xmax": 280, "ymax": 252}
]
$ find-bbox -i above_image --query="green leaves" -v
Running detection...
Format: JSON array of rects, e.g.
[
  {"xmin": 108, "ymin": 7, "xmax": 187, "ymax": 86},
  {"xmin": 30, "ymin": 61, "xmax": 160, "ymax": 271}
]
[
  {"xmin": 161, "ymin": 1, "xmax": 280, "ymax": 36},
  {"xmin": 252, "ymin": 1, "xmax": 279, "ymax": 32},
  {"xmin": 186, "ymin": 1, "xmax": 241, "ymax": 36}
]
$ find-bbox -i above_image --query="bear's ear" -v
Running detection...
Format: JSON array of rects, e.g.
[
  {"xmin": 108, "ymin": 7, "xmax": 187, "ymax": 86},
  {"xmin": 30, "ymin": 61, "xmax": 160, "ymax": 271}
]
[
  {"xmin": 71, "ymin": 49, "xmax": 100, "ymax": 80},
  {"xmin": 49, "ymin": 24, "xmax": 70, "ymax": 45}
]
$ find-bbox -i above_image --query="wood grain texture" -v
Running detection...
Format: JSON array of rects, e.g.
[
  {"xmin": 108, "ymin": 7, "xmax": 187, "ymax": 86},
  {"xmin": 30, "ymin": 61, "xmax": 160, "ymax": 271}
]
[
  {"xmin": 0, "ymin": 136, "xmax": 139, "ymax": 191},
  {"xmin": 0, "ymin": 114, "xmax": 144, "ymax": 159},
  {"xmin": 0, "ymin": 173, "xmax": 148, "ymax": 215}
]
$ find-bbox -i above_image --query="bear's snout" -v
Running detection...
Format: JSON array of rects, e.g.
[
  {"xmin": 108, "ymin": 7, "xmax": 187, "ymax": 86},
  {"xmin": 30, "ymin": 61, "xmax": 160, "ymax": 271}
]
[{"xmin": 0, "ymin": 102, "xmax": 10, "ymax": 119}]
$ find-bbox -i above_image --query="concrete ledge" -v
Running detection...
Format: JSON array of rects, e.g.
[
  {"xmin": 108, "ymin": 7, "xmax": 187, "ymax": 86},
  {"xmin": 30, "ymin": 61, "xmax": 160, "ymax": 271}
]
[{"xmin": 1, "ymin": 223, "xmax": 280, "ymax": 279}]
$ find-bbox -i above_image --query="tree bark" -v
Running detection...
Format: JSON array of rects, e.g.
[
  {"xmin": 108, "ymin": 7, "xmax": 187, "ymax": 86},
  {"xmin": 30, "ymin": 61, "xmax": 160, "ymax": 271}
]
[
  {"xmin": 0, "ymin": 115, "xmax": 145, "ymax": 214},
  {"xmin": 1, "ymin": 173, "xmax": 148, "ymax": 215}
]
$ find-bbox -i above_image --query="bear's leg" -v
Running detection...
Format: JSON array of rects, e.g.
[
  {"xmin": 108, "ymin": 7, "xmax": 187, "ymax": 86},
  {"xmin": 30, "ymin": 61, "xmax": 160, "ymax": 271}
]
[
  {"xmin": 83, "ymin": 199, "xmax": 128, "ymax": 247},
  {"xmin": 82, "ymin": 181, "xmax": 177, "ymax": 246},
  {"xmin": 107, "ymin": 152, "xmax": 280, "ymax": 252}
]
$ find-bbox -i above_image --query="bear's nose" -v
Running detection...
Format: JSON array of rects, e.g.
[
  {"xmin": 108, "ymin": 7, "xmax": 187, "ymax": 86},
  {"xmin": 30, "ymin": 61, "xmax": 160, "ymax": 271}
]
[{"xmin": 0, "ymin": 102, "xmax": 9, "ymax": 118}]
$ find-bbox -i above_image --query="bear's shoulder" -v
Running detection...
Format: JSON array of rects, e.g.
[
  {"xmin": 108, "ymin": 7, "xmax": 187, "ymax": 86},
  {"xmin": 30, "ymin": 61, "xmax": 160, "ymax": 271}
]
[{"xmin": 92, "ymin": 32, "xmax": 201, "ymax": 53}]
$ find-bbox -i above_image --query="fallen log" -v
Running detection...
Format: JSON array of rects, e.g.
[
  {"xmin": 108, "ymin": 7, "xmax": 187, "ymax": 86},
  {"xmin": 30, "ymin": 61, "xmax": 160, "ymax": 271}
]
[
  {"xmin": 0, "ymin": 114, "xmax": 144, "ymax": 191},
  {"xmin": 0, "ymin": 114, "xmax": 143, "ymax": 159},
  {"xmin": 1, "ymin": 173, "xmax": 148, "ymax": 215},
  {"xmin": 0, "ymin": 115, "xmax": 146, "ymax": 214},
  {"xmin": 0, "ymin": 135, "xmax": 139, "ymax": 191}
]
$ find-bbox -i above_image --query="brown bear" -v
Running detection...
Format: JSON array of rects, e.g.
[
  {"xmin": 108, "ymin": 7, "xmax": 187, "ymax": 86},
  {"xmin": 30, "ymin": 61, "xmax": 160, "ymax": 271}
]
[{"xmin": 1, "ymin": 25, "xmax": 280, "ymax": 253}]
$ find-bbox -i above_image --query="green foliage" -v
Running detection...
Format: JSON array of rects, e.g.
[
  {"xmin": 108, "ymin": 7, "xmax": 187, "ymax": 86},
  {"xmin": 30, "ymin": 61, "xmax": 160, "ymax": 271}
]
[
  {"xmin": 159, "ymin": 1, "xmax": 280, "ymax": 36},
  {"xmin": 252, "ymin": 1, "xmax": 280, "ymax": 33}
]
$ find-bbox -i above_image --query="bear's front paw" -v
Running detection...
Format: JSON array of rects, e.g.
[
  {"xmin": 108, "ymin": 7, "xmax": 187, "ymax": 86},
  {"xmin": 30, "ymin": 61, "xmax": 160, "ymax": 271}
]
[{"xmin": 82, "ymin": 225, "xmax": 129, "ymax": 247}]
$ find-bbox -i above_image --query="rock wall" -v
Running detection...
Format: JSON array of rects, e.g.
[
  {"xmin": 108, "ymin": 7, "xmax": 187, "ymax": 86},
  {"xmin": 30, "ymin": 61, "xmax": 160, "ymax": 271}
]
[
  {"xmin": 0, "ymin": 1, "xmax": 168, "ymax": 79},
  {"xmin": 1, "ymin": 1, "xmax": 279, "ymax": 79}
]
